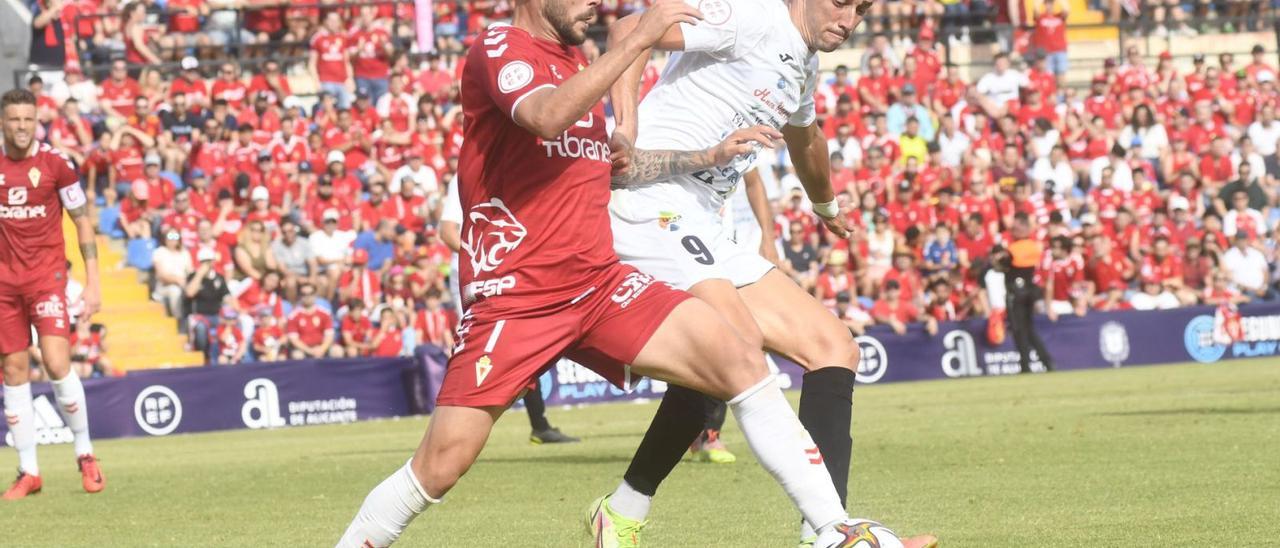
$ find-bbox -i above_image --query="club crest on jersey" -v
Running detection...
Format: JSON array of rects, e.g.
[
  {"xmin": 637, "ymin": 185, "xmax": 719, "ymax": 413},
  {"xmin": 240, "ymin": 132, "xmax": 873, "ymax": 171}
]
[
  {"xmin": 28, "ymin": 167, "xmax": 41, "ymax": 188},
  {"xmin": 698, "ymin": 0, "xmax": 731, "ymax": 25},
  {"xmin": 462, "ymin": 198, "xmax": 528, "ymax": 276}
]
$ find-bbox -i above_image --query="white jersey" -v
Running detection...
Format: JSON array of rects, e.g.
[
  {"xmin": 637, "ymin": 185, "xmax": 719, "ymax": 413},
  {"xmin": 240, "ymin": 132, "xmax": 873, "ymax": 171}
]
[{"xmin": 620, "ymin": 0, "xmax": 818, "ymax": 218}]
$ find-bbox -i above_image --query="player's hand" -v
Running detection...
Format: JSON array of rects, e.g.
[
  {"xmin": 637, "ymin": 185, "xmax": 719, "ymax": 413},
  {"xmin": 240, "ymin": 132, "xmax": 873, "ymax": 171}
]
[
  {"xmin": 759, "ymin": 237, "xmax": 783, "ymax": 267},
  {"xmin": 710, "ymin": 126, "xmax": 782, "ymax": 166},
  {"xmin": 817, "ymin": 205, "xmax": 852, "ymax": 239},
  {"xmin": 81, "ymin": 282, "xmax": 101, "ymax": 324},
  {"xmin": 633, "ymin": 0, "xmax": 703, "ymax": 47},
  {"xmin": 608, "ymin": 131, "xmax": 635, "ymax": 177}
]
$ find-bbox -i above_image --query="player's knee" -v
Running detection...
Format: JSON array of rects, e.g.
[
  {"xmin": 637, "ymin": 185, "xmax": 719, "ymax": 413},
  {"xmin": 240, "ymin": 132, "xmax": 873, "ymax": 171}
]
[
  {"xmin": 714, "ymin": 344, "xmax": 770, "ymax": 400},
  {"xmin": 796, "ymin": 320, "xmax": 859, "ymax": 371},
  {"xmin": 1, "ymin": 353, "xmax": 30, "ymax": 382}
]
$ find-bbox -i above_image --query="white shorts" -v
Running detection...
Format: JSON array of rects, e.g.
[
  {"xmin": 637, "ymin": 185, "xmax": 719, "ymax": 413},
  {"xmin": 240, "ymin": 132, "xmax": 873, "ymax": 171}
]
[{"xmin": 609, "ymin": 186, "xmax": 774, "ymax": 291}]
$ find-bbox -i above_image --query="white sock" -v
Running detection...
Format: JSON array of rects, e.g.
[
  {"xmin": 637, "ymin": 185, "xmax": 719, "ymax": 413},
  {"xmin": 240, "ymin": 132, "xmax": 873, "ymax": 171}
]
[
  {"xmin": 3, "ymin": 383, "xmax": 39, "ymax": 476},
  {"xmin": 608, "ymin": 480, "xmax": 652, "ymax": 521},
  {"xmin": 799, "ymin": 520, "xmax": 816, "ymax": 540},
  {"xmin": 729, "ymin": 377, "xmax": 845, "ymax": 535},
  {"xmin": 50, "ymin": 373, "xmax": 94, "ymax": 456},
  {"xmin": 337, "ymin": 459, "xmax": 439, "ymax": 548}
]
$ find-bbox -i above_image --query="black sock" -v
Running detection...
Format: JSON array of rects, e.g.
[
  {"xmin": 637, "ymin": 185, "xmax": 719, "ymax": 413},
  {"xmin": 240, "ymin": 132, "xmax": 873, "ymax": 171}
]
[
  {"xmin": 704, "ymin": 395, "xmax": 728, "ymax": 432},
  {"xmin": 798, "ymin": 367, "xmax": 855, "ymax": 506},
  {"xmin": 523, "ymin": 388, "xmax": 551, "ymax": 432},
  {"xmin": 622, "ymin": 384, "xmax": 707, "ymax": 496}
]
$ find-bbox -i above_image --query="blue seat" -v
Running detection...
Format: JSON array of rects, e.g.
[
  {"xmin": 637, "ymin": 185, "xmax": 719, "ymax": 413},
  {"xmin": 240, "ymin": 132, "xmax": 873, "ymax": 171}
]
[
  {"xmin": 98, "ymin": 205, "xmax": 125, "ymax": 239},
  {"xmin": 126, "ymin": 238, "xmax": 157, "ymax": 271}
]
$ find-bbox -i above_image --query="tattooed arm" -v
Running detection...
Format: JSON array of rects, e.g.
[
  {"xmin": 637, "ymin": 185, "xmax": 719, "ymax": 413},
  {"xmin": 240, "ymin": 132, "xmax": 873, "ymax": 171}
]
[
  {"xmin": 68, "ymin": 202, "xmax": 102, "ymax": 323},
  {"xmin": 611, "ymin": 125, "xmax": 782, "ymax": 186}
]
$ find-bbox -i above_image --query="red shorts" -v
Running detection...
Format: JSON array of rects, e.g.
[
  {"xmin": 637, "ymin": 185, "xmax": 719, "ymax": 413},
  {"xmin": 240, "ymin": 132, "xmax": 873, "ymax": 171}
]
[
  {"xmin": 436, "ymin": 263, "xmax": 690, "ymax": 408},
  {"xmin": 0, "ymin": 265, "xmax": 71, "ymax": 355}
]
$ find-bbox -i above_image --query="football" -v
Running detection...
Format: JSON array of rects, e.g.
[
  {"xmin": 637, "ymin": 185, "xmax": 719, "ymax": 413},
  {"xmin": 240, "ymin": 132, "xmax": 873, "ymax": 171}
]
[{"xmin": 842, "ymin": 519, "xmax": 905, "ymax": 548}]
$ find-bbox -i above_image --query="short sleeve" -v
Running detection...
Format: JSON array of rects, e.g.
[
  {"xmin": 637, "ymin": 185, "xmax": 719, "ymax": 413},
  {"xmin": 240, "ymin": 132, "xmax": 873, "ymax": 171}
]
[
  {"xmin": 678, "ymin": 0, "xmax": 760, "ymax": 60},
  {"xmin": 789, "ymin": 58, "xmax": 820, "ymax": 127},
  {"xmin": 472, "ymin": 26, "xmax": 559, "ymax": 120}
]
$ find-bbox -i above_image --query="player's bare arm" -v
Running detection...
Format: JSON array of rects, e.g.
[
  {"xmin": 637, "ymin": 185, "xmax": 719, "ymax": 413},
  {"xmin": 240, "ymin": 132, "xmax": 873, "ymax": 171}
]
[
  {"xmin": 605, "ymin": 8, "xmax": 689, "ymax": 140},
  {"xmin": 611, "ymin": 125, "xmax": 782, "ymax": 186},
  {"xmin": 743, "ymin": 169, "xmax": 782, "ymax": 265},
  {"xmin": 512, "ymin": 0, "xmax": 703, "ymax": 140},
  {"xmin": 67, "ymin": 202, "xmax": 102, "ymax": 322},
  {"xmin": 783, "ymin": 122, "xmax": 850, "ymax": 238}
]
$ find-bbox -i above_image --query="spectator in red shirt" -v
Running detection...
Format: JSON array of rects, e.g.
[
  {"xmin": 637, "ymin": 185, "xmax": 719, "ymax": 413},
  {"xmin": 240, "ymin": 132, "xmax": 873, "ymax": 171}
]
[
  {"xmin": 310, "ymin": 10, "xmax": 354, "ymax": 108},
  {"xmin": 341, "ymin": 299, "xmax": 375, "ymax": 357},
  {"xmin": 1044, "ymin": 236, "xmax": 1087, "ymax": 318},
  {"xmin": 1030, "ymin": 0, "xmax": 1069, "ymax": 86},
  {"xmin": 349, "ymin": 5, "xmax": 395, "ymax": 103},
  {"xmin": 871, "ymin": 280, "xmax": 937, "ymax": 335},
  {"xmin": 338, "ymin": 249, "xmax": 383, "ymax": 308},
  {"xmin": 287, "ymin": 283, "xmax": 343, "ymax": 359},
  {"xmin": 415, "ymin": 291, "xmax": 455, "ymax": 351},
  {"xmin": 369, "ymin": 307, "xmax": 405, "ymax": 357},
  {"xmin": 814, "ymin": 250, "xmax": 857, "ymax": 311},
  {"xmin": 1093, "ymin": 280, "xmax": 1133, "ymax": 311},
  {"xmin": 252, "ymin": 308, "xmax": 287, "ymax": 362}
]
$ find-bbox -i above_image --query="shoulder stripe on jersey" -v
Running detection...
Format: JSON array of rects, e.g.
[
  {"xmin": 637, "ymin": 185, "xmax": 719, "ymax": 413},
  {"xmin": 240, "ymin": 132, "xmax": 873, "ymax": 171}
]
[{"xmin": 510, "ymin": 84, "xmax": 556, "ymax": 120}]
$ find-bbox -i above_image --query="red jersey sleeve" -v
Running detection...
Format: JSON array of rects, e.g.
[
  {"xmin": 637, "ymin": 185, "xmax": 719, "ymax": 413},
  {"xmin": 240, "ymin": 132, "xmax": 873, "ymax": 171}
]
[
  {"xmin": 472, "ymin": 26, "xmax": 562, "ymax": 120},
  {"xmin": 47, "ymin": 147, "xmax": 88, "ymax": 210}
]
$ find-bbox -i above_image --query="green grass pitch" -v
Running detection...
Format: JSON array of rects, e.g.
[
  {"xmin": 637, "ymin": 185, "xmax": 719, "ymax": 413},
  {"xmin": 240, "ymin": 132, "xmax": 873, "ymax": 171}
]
[{"xmin": 1, "ymin": 359, "xmax": 1276, "ymax": 547}]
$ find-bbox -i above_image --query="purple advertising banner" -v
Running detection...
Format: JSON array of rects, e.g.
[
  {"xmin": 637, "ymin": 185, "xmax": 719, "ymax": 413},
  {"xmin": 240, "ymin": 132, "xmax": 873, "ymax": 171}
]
[
  {"xmin": 518, "ymin": 302, "xmax": 1280, "ymax": 407},
  {"xmin": 2, "ymin": 358, "xmax": 414, "ymax": 447}
]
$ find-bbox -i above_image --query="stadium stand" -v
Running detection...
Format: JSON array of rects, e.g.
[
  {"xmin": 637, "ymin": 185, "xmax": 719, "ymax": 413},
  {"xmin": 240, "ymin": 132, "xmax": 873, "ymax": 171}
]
[{"xmin": 10, "ymin": 0, "xmax": 1280, "ymax": 373}]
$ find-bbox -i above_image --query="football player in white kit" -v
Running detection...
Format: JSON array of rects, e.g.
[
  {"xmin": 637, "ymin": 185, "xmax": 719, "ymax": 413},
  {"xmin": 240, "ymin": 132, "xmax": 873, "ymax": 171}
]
[{"xmin": 588, "ymin": 0, "xmax": 937, "ymax": 546}]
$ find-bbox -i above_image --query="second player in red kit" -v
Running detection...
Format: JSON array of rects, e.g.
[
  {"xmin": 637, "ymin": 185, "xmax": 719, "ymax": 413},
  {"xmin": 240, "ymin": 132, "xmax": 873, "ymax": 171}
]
[{"xmin": 1, "ymin": 89, "xmax": 106, "ymax": 500}]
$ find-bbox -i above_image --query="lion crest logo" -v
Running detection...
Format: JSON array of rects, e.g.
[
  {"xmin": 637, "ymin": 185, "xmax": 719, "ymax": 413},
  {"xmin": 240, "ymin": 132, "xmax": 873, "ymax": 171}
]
[{"xmin": 462, "ymin": 198, "xmax": 528, "ymax": 276}]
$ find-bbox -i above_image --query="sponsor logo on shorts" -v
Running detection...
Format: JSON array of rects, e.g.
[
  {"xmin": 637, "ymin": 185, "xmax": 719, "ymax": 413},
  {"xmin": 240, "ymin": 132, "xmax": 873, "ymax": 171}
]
[
  {"xmin": 462, "ymin": 198, "xmax": 527, "ymax": 276},
  {"xmin": 610, "ymin": 272, "xmax": 655, "ymax": 309},
  {"xmin": 34, "ymin": 294, "xmax": 64, "ymax": 319},
  {"xmin": 465, "ymin": 275, "xmax": 517, "ymax": 302},
  {"xmin": 475, "ymin": 356, "xmax": 494, "ymax": 386},
  {"xmin": 134, "ymin": 385, "xmax": 183, "ymax": 436}
]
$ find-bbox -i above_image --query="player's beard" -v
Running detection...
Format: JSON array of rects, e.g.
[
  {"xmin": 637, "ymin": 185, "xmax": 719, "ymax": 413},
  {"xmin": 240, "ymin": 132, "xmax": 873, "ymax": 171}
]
[{"xmin": 544, "ymin": 0, "xmax": 595, "ymax": 46}]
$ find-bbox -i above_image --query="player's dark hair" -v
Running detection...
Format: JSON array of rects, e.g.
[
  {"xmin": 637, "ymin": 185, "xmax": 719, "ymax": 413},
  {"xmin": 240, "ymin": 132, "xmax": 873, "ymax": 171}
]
[{"xmin": 1, "ymin": 89, "xmax": 37, "ymax": 110}]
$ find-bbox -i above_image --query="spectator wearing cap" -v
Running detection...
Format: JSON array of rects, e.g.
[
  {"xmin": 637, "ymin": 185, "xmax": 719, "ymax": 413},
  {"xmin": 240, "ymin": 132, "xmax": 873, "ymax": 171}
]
[
  {"xmin": 1030, "ymin": 0, "xmax": 1069, "ymax": 84},
  {"xmin": 185, "ymin": 247, "xmax": 231, "ymax": 363},
  {"xmin": 310, "ymin": 208, "xmax": 357, "ymax": 299},
  {"xmin": 832, "ymin": 291, "xmax": 872, "ymax": 335},
  {"xmin": 287, "ymin": 283, "xmax": 344, "ymax": 359},
  {"xmin": 153, "ymin": 227, "xmax": 195, "ymax": 319},
  {"xmin": 815, "ymin": 250, "xmax": 857, "ymax": 312},
  {"xmin": 886, "ymin": 83, "xmax": 936, "ymax": 142},
  {"xmin": 305, "ymin": 173, "xmax": 358, "ymax": 233},
  {"xmin": 323, "ymin": 146, "xmax": 365, "ymax": 203},
  {"xmin": 311, "ymin": 11, "xmax": 355, "ymax": 108},
  {"xmin": 245, "ymin": 186, "xmax": 283, "ymax": 233}
]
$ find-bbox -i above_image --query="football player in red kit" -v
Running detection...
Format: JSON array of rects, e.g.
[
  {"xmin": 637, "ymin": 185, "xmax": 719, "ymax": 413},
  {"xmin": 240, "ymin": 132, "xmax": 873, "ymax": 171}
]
[
  {"xmin": 336, "ymin": 0, "xmax": 877, "ymax": 546},
  {"xmin": 0, "ymin": 89, "xmax": 105, "ymax": 499}
]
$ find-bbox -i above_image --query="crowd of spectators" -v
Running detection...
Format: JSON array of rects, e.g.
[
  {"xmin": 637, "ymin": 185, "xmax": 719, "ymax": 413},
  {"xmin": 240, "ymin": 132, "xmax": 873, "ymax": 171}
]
[{"xmin": 17, "ymin": 0, "xmax": 1280, "ymax": 366}]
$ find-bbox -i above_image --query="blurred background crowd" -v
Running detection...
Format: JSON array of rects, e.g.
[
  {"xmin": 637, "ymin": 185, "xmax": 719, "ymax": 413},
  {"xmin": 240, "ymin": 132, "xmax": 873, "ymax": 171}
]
[{"xmin": 13, "ymin": 0, "xmax": 1280, "ymax": 372}]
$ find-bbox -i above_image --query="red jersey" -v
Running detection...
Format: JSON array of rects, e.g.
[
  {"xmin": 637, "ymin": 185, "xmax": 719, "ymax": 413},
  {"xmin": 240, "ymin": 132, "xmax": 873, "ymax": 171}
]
[
  {"xmin": 372, "ymin": 326, "xmax": 403, "ymax": 357},
  {"xmin": 338, "ymin": 268, "xmax": 382, "ymax": 308},
  {"xmin": 457, "ymin": 25, "xmax": 617, "ymax": 315},
  {"xmin": 170, "ymin": 76, "xmax": 209, "ymax": 107},
  {"xmin": 415, "ymin": 307, "xmax": 453, "ymax": 347},
  {"xmin": 210, "ymin": 79, "xmax": 249, "ymax": 113},
  {"xmin": 311, "ymin": 31, "xmax": 349, "ymax": 84},
  {"xmin": 1140, "ymin": 255, "xmax": 1183, "ymax": 284},
  {"xmin": 253, "ymin": 324, "xmax": 286, "ymax": 352},
  {"xmin": 246, "ymin": 74, "xmax": 291, "ymax": 106},
  {"xmin": 100, "ymin": 77, "xmax": 141, "ymax": 117},
  {"xmin": 341, "ymin": 314, "xmax": 374, "ymax": 354},
  {"xmin": 0, "ymin": 142, "xmax": 85, "ymax": 273},
  {"xmin": 1047, "ymin": 255, "xmax": 1085, "ymax": 301},
  {"xmin": 349, "ymin": 25, "xmax": 392, "ymax": 80},
  {"xmin": 286, "ymin": 307, "xmax": 333, "ymax": 347},
  {"xmin": 1032, "ymin": 11, "xmax": 1067, "ymax": 52}
]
